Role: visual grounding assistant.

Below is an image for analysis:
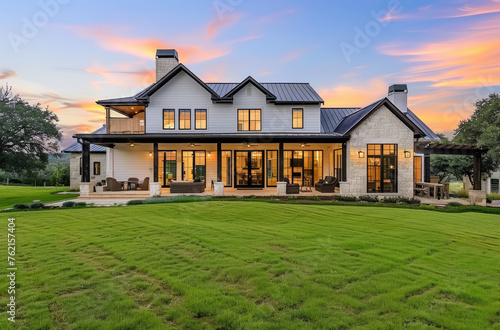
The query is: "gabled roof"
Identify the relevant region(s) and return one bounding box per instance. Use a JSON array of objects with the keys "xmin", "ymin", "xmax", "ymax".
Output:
[
  {"xmin": 320, "ymin": 107, "xmax": 360, "ymax": 133},
  {"xmin": 62, "ymin": 126, "xmax": 107, "ymax": 153},
  {"xmin": 331, "ymin": 98, "xmax": 425, "ymax": 137},
  {"xmin": 136, "ymin": 64, "xmax": 220, "ymax": 102},
  {"xmin": 216, "ymin": 76, "xmax": 276, "ymax": 102},
  {"xmin": 406, "ymin": 109, "xmax": 440, "ymax": 140}
]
